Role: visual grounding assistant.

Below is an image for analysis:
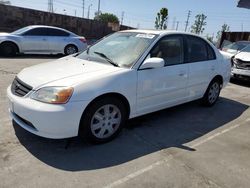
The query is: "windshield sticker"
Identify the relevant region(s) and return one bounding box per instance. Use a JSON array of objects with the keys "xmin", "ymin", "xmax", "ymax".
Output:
[{"xmin": 136, "ymin": 34, "xmax": 155, "ymax": 39}]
